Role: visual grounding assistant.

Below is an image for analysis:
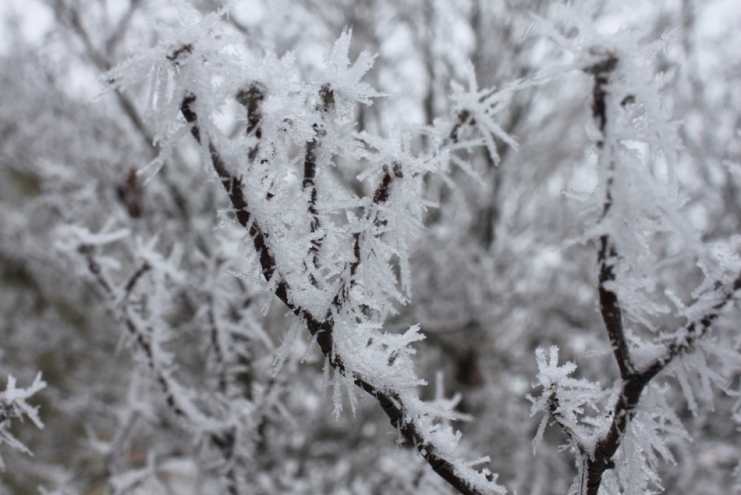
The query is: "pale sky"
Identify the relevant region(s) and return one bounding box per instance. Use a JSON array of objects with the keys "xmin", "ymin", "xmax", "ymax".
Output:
[{"xmin": 0, "ymin": 0, "xmax": 54, "ymax": 52}]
